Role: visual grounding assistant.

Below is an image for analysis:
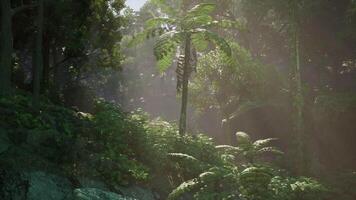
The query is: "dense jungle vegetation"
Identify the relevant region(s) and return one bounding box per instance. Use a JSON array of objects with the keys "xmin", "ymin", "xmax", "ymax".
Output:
[{"xmin": 0, "ymin": 0, "xmax": 355, "ymax": 199}]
